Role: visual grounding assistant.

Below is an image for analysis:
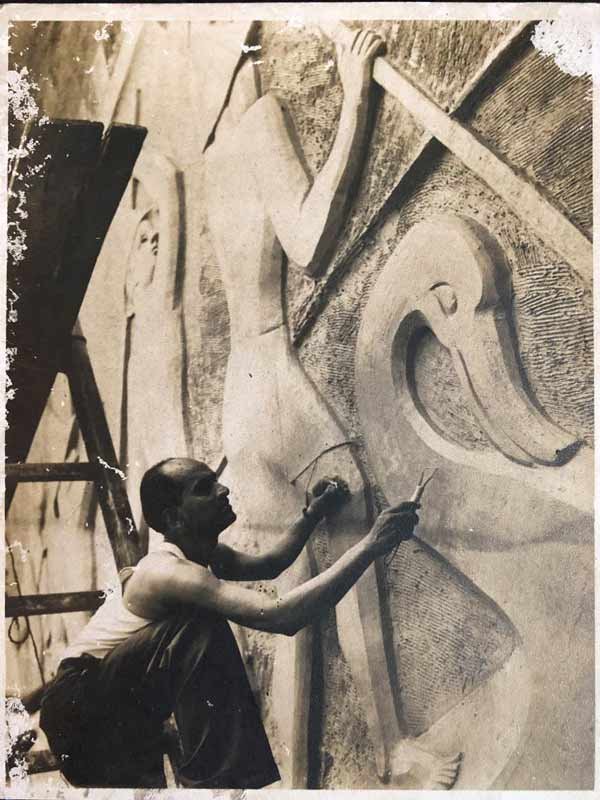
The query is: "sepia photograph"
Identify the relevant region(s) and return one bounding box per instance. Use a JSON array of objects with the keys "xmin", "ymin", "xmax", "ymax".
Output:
[{"xmin": 4, "ymin": 2, "xmax": 596, "ymax": 795}]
